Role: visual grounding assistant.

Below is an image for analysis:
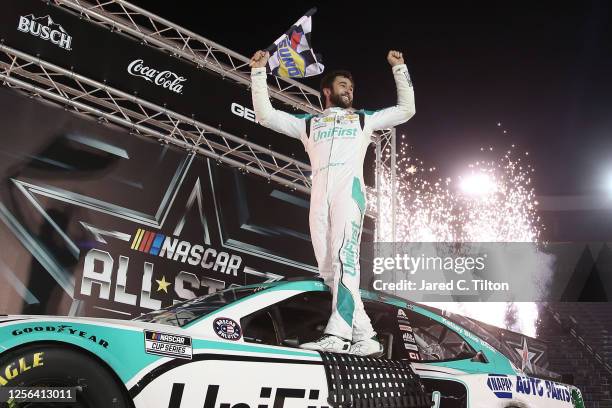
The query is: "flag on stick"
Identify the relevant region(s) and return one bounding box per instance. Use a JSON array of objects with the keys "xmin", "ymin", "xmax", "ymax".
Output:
[{"xmin": 265, "ymin": 8, "xmax": 324, "ymax": 78}]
